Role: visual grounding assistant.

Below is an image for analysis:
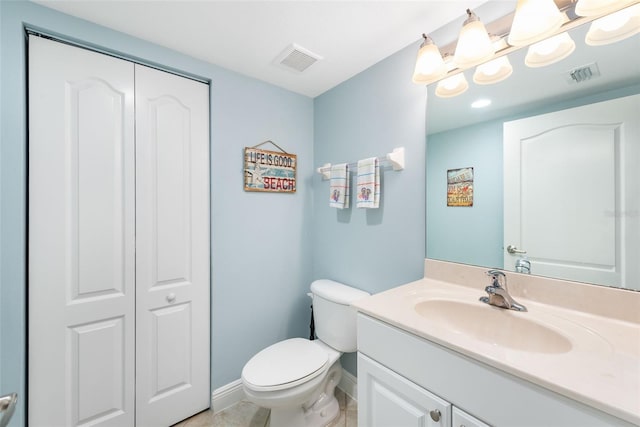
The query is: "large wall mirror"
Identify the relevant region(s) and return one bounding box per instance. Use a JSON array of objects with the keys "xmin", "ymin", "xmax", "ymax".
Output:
[{"xmin": 425, "ymin": 5, "xmax": 640, "ymax": 291}]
